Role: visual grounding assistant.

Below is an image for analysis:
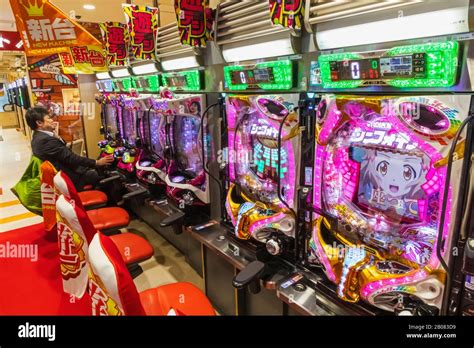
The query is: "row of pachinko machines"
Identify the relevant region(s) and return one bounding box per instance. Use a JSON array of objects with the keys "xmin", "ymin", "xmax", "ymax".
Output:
[{"xmin": 94, "ymin": 39, "xmax": 474, "ymax": 316}]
